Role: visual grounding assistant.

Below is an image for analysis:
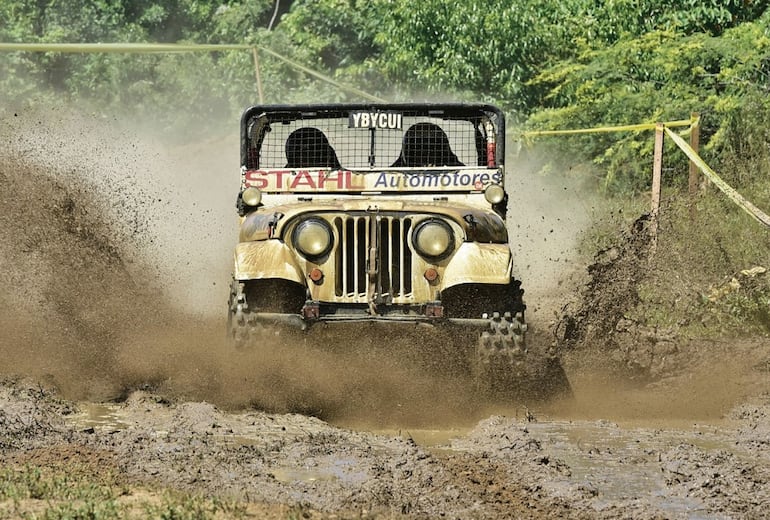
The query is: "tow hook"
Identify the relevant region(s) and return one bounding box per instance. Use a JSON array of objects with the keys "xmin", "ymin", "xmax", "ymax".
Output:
[
  {"xmin": 301, "ymin": 300, "xmax": 320, "ymax": 320},
  {"xmin": 425, "ymin": 301, "xmax": 444, "ymax": 318}
]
